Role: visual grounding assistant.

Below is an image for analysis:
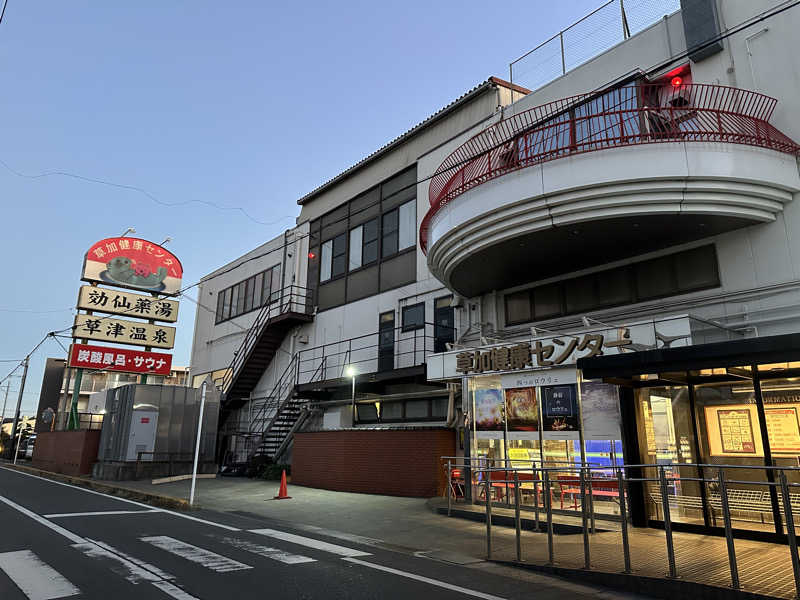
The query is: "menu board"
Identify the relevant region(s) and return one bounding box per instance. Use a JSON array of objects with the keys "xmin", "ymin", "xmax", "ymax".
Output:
[
  {"xmin": 765, "ymin": 406, "xmax": 800, "ymax": 454},
  {"xmin": 504, "ymin": 387, "xmax": 538, "ymax": 431},
  {"xmin": 581, "ymin": 381, "xmax": 621, "ymax": 440},
  {"xmin": 717, "ymin": 409, "xmax": 757, "ymax": 454}
]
